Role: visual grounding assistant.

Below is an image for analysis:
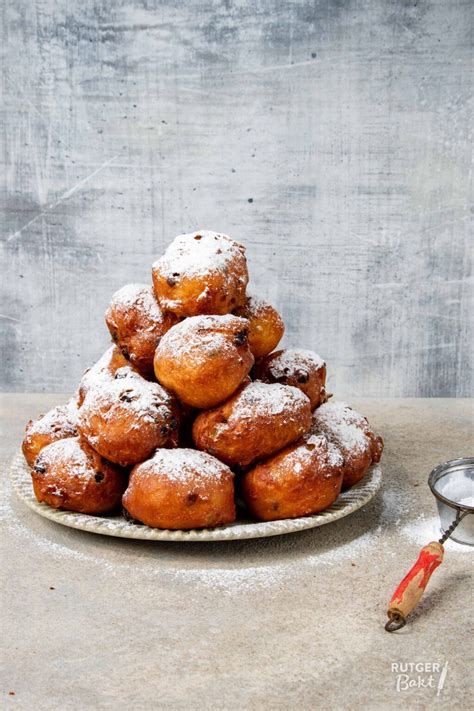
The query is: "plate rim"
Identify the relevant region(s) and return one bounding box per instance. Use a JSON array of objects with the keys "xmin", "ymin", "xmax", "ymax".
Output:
[{"xmin": 10, "ymin": 451, "xmax": 382, "ymax": 542}]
